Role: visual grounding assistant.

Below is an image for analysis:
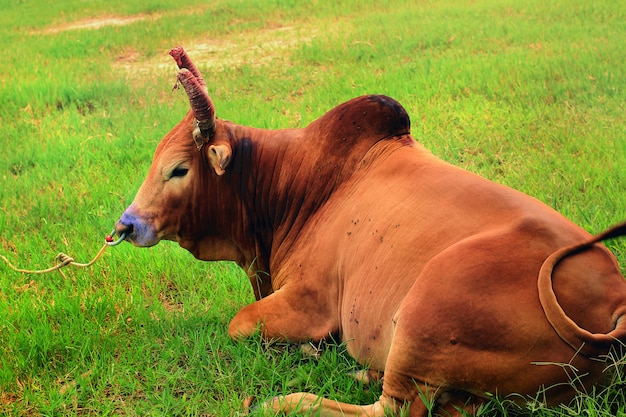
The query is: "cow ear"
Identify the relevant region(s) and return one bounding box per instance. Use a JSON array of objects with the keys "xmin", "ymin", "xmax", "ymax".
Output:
[{"xmin": 208, "ymin": 144, "xmax": 232, "ymax": 176}]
